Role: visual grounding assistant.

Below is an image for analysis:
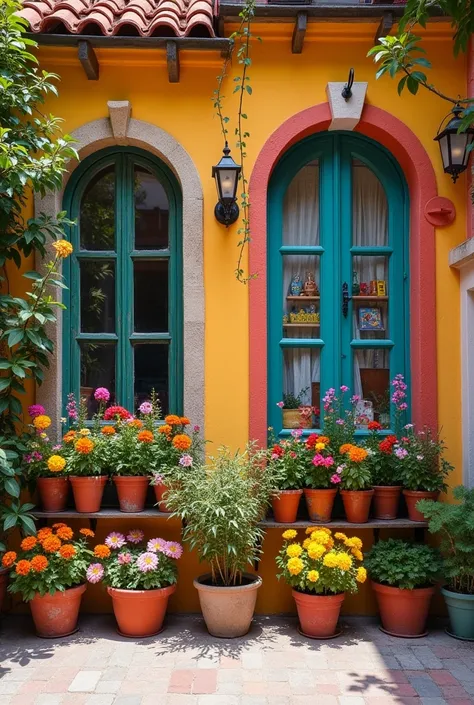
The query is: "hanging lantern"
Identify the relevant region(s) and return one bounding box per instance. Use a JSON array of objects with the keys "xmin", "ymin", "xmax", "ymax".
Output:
[
  {"xmin": 212, "ymin": 143, "xmax": 241, "ymax": 226},
  {"xmin": 434, "ymin": 105, "xmax": 474, "ymax": 183}
]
